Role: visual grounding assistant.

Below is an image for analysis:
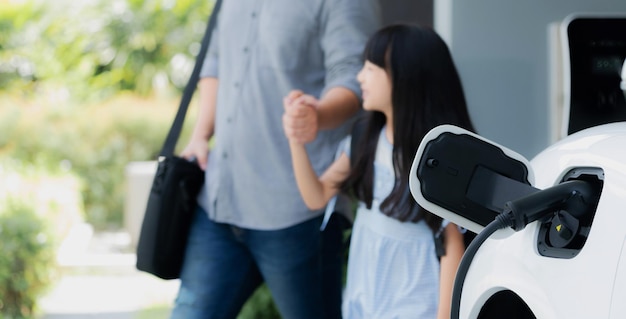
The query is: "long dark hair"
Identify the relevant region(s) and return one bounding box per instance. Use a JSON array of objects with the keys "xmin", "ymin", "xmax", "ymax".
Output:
[{"xmin": 342, "ymin": 24, "xmax": 475, "ymax": 231}]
